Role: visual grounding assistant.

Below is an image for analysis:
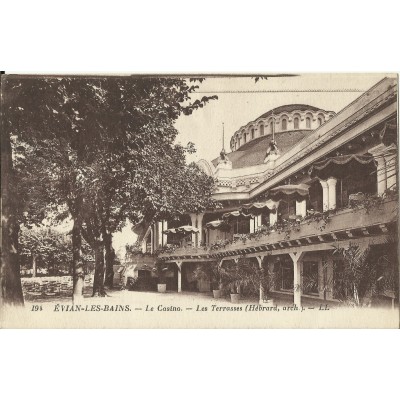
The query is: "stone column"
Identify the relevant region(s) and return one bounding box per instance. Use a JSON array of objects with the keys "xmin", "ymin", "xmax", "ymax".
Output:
[
  {"xmin": 176, "ymin": 262, "xmax": 182, "ymax": 293},
  {"xmin": 249, "ymin": 218, "xmax": 255, "ymax": 233},
  {"xmin": 369, "ymin": 143, "xmax": 387, "ymax": 195},
  {"xmin": 189, "ymin": 213, "xmax": 197, "ymax": 246},
  {"xmin": 289, "ymin": 252, "xmax": 304, "ymax": 307},
  {"xmin": 384, "ymin": 145, "xmax": 397, "ymax": 192},
  {"xmin": 269, "ymin": 210, "xmax": 278, "ymax": 226},
  {"xmin": 295, "ymin": 199, "xmax": 307, "ymax": 217},
  {"xmin": 162, "ymin": 220, "xmax": 168, "ymax": 247},
  {"xmin": 197, "ymin": 213, "xmax": 204, "ymax": 246},
  {"xmin": 255, "ymin": 256, "xmax": 265, "ymax": 304},
  {"xmin": 150, "ymin": 225, "xmax": 154, "ymax": 254},
  {"xmin": 327, "ymin": 177, "xmax": 337, "ymax": 210},
  {"xmin": 319, "ymin": 180, "xmax": 329, "ymax": 211},
  {"xmin": 157, "ymin": 221, "xmax": 163, "ymax": 247}
]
